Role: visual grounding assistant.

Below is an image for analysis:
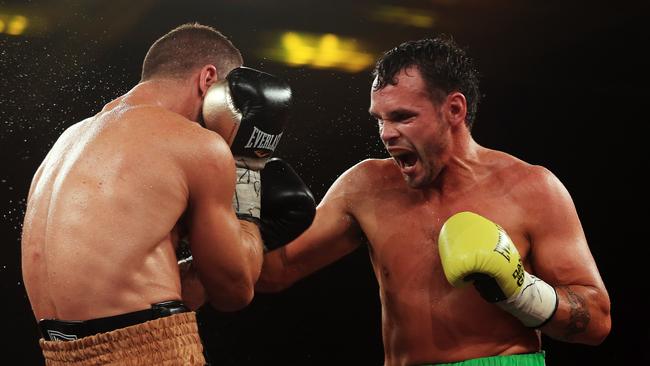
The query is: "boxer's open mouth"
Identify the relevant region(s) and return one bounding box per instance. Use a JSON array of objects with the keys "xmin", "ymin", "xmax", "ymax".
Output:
[{"xmin": 393, "ymin": 151, "xmax": 418, "ymax": 169}]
